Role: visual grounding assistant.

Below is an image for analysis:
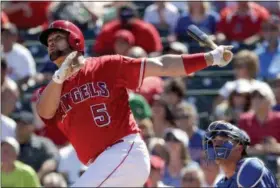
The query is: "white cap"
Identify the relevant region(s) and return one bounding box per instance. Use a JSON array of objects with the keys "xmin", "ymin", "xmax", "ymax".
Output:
[
  {"xmin": 164, "ymin": 128, "xmax": 189, "ymax": 146},
  {"xmin": 1, "ymin": 137, "xmax": 20, "ymax": 155},
  {"xmin": 232, "ymin": 79, "xmax": 252, "ymax": 94},
  {"xmin": 252, "ymin": 82, "xmax": 276, "ymax": 106},
  {"xmin": 148, "ymin": 137, "xmax": 165, "ymax": 151},
  {"xmin": 170, "ymin": 42, "xmax": 188, "ymax": 54}
]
